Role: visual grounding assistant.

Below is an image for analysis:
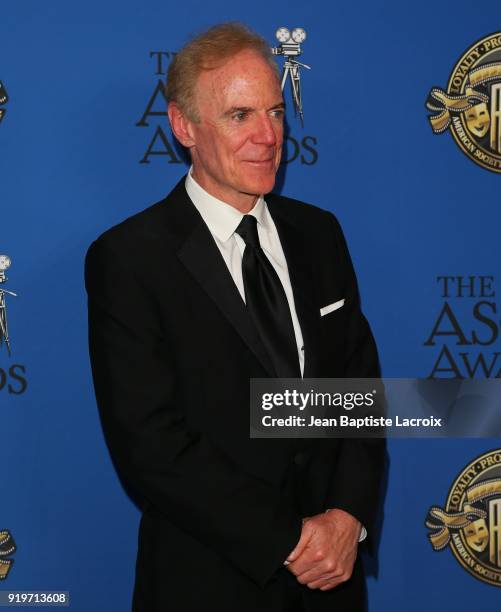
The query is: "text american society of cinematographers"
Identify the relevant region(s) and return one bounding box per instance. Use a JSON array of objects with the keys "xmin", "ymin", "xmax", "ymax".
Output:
[{"xmin": 259, "ymin": 390, "xmax": 443, "ymax": 429}]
